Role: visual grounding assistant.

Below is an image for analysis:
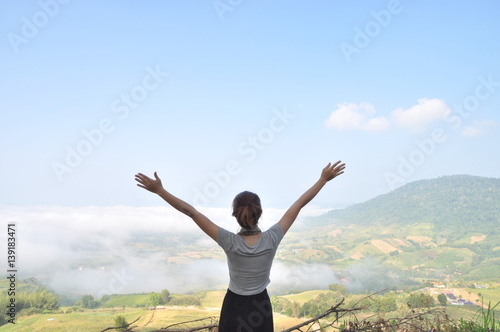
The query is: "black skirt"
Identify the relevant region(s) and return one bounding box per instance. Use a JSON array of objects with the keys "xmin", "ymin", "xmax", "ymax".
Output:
[{"xmin": 218, "ymin": 288, "xmax": 274, "ymax": 332}]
